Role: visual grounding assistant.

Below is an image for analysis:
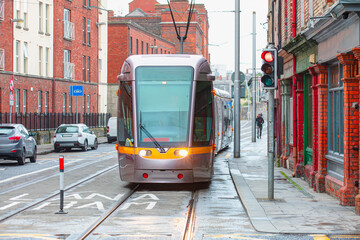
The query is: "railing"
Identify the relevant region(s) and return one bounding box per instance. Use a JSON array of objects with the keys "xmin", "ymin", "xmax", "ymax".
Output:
[
  {"xmin": 0, "ymin": 49, "xmax": 4, "ymax": 71},
  {"xmin": 0, "ymin": 112, "xmax": 111, "ymax": 131},
  {"xmin": 0, "ymin": 0, "xmax": 4, "ymax": 22},
  {"xmin": 64, "ymin": 61, "xmax": 75, "ymax": 80},
  {"xmin": 64, "ymin": 20, "xmax": 75, "ymax": 40}
]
